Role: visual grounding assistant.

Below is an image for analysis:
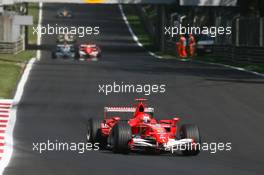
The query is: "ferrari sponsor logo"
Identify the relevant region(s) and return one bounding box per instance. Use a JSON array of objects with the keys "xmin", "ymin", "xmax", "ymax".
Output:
[{"xmin": 83, "ymin": 0, "xmax": 106, "ymax": 3}]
